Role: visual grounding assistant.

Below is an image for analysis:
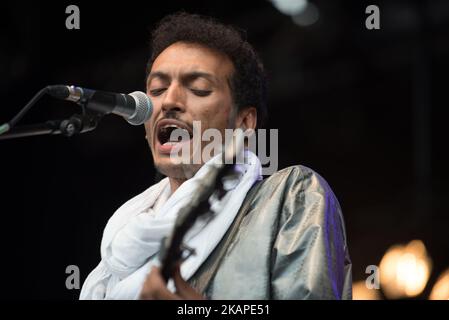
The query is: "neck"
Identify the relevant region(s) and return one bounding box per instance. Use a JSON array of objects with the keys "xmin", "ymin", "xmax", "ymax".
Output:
[{"xmin": 168, "ymin": 177, "xmax": 187, "ymax": 193}]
